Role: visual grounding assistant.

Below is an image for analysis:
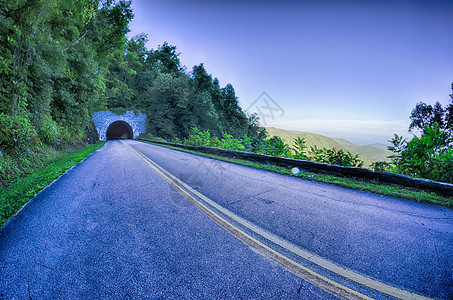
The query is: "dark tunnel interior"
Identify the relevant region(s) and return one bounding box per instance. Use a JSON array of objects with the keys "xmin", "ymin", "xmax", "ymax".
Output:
[{"xmin": 106, "ymin": 121, "xmax": 133, "ymax": 140}]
